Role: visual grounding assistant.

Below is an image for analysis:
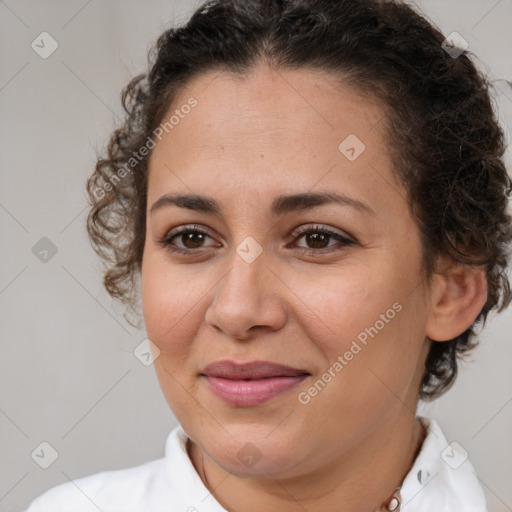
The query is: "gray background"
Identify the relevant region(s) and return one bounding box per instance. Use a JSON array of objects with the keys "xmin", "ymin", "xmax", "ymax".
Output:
[{"xmin": 0, "ymin": 1, "xmax": 511, "ymax": 511}]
